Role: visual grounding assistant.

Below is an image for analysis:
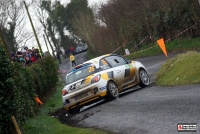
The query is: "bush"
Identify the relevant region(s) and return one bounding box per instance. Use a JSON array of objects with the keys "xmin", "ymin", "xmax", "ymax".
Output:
[
  {"xmin": 0, "ymin": 43, "xmax": 58, "ymax": 133},
  {"xmin": 12, "ymin": 62, "xmax": 36, "ymax": 127},
  {"xmin": 29, "ymin": 56, "xmax": 58, "ymax": 99},
  {"xmin": 0, "ymin": 44, "xmax": 16, "ymax": 133}
]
